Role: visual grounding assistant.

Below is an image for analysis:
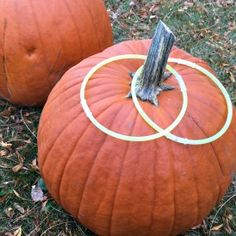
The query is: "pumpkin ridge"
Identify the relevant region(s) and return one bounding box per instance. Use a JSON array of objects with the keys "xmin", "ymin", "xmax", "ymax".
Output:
[
  {"xmin": 57, "ymin": 103, "xmax": 124, "ymax": 206},
  {"xmin": 151, "ymin": 126, "xmax": 176, "ymax": 235},
  {"xmin": 227, "ymin": 112, "xmax": 236, "ymax": 139},
  {"xmin": 108, "ymin": 142, "xmax": 130, "ymax": 236},
  {"xmin": 52, "ymin": 28, "xmax": 65, "ymax": 59},
  {"xmin": 169, "ymin": 76, "xmax": 220, "ymax": 90},
  {"xmin": 76, "ymin": 102, "xmax": 127, "ymax": 222},
  {"xmin": 167, "ymin": 84, "xmax": 225, "ymax": 109},
  {"xmin": 62, "ymin": 102, "xmax": 127, "ymax": 219},
  {"xmin": 185, "ymin": 96, "xmax": 236, "ymax": 145},
  {"xmin": 82, "ymin": 0, "xmax": 102, "ymax": 52},
  {"xmin": 86, "ymin": 91, "xmax": 127, "ymax": 106},
  {"xmin": 40, "ymin": 109, "xmax": 80, "ymax": 170},
  {"xmin": 226, "ymin": 112, "xmax": 236, "ymax": 139},
  {"xmin": 29, "ymin": 1, "xmax": 50, "ymax": 71},
  {"xmin": 186, "ymin": 115, "xmax": 222, "ymax": 202},
  {"xmin": 107, "ymin": 107, "xmax": 139, "ymax": 235},
  {"xmin": 176, "ymin": 141, "xmax": 200, "ymax": 226},
  {"xmin": 146, "ymin": 140, "xmax": 159, "ymax": 235},
  {"xmin": 92, "ymin": 72, "xmax": 132, "ymax": 85},
  {"xmin": 181, "ymin": 145, "xmax": 200, "ymax": 229},
  {"xmin": 168, "ymin": 140, "xmax": 176, "ymax": 236},
  {"xmin": 46, "ymin": 49, "xmax": 63, "ymax": 87},
  {"xmin": 166, "ymin": 100, "xmax": 227, "ymax": 178},
  {"xmin": 172, "ymin": 146, "xmax": 198, "ymax": 234},
  {"xmin": 86, "ymin": 82, "xmax": 128, "ymax": 96},
  {"xmin": 180, "ymin": 72, "xmax": 218, "ymax": 86},
  {"xmin": 168, "ymin": 62, "xmax": 213, "ymax": 83},
  {"xmin": 45, "ymin": 77, "xmax": 84, "ymax": 105},
  {"xmin": 112, "ymin": 61, "xmax": 139, "ymax": 75},
  {"xmin": 40, "ymin": 99, "xmax": 125, "ymax": 170},
  {"xmin": 170, "ymin": 97, "xmax": 232, "ymax": 178},
  {"xmin": 161, "ymin": 104, "xmax": 218, "ymax": 234},
  {"xmin": 186, "ymin": 146, "xmax": 201, "ymax": 225},
  {"xmin": 84, "ymin": 106, "xmax": 138, "ymax": 232},
  {"xmin": 54, "ymin": 132, "xmax": 83, "ymax": 204},
  {"xmin": 156, "ymin": 103, "xmax": 184, "ymax": 234},
  {"xmin": 179, "ymin": 71, "xmax": 214, "ymax": 79},
  {"xmin": 57, "ymin": 122, "xmax": 94, "ymax": 204},
  {"xmin": 171, "ymin": 62, "xmax": 209, "ymax": 75},
  {"xmin": 49, "ymin": 2, "xmax": 67, "ymax": 63},
  {"xmin": 1, "ymin": 17, "xmax": 11, "ymax": 99},
  {"xmin": 183, "ymin": 82, "xmax": 225, "ymax": 97},
  {"xmin": 38, "ymin": 93, "xmax": 124, "ymax": 139},
  {"xmin": 62, "ymin": 0, "xmax": 83, "ymax": 60},
  {"xmin": 188, "ymin": 110, "xmax": 229, "ymax": 178},
  {"xmin": 41, "ymin": 92, "xmax": 126, "ymax": 136},
  {"xmin": 181, "ymin": 80, "xmax": 224, "ymax": 95},
  {"xmin": 165, "ymin": 107, "xmax": 224, "ymax": 204},
  {"xmin": 186, "ymin": 94, "xmax": 225, "ymax": 116},
  {"xmin": 42, "ymin": 100, "xmax": 125, "ymax": 211},
  {"xmin": 46, "ymin": 69, "xmax": 129, "ymax": 107},
  {"xmin": 82, "ymin": 59, "xmax": 140, "ymax": 84}
]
